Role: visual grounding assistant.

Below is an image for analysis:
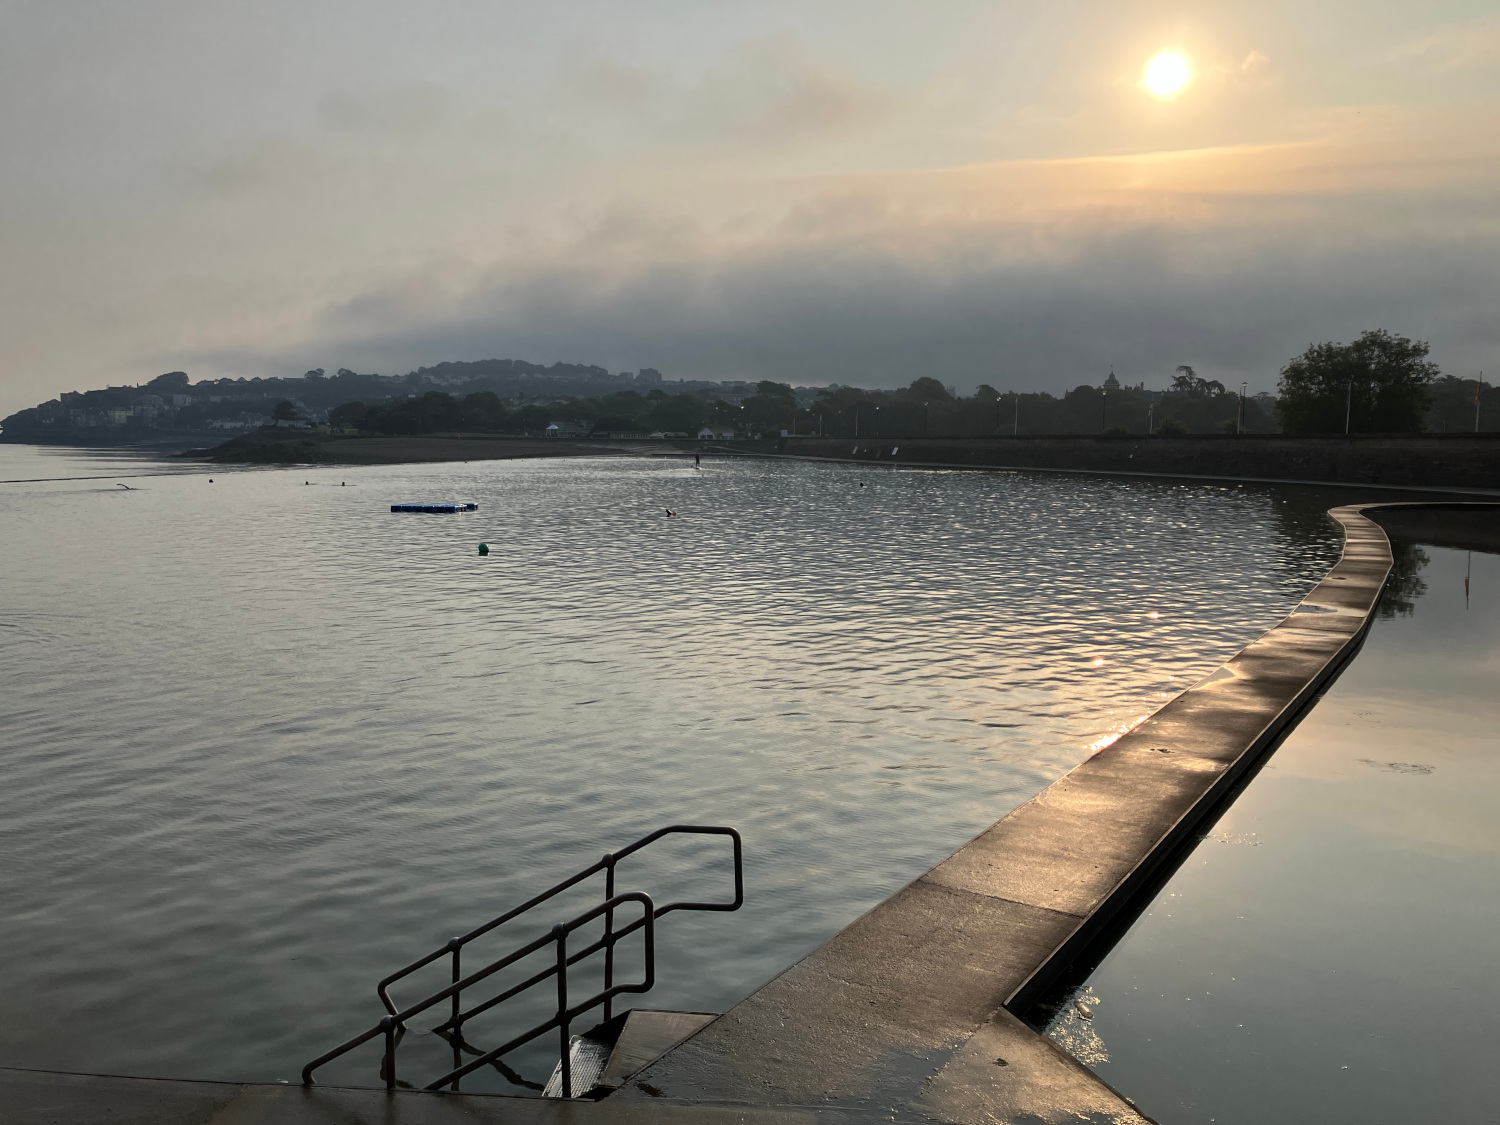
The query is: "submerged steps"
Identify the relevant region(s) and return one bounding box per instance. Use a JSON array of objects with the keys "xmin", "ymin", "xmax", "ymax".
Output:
[{"xmin": 543, "ymin": 1010, "xmax": 716, "ymax": 1099}]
